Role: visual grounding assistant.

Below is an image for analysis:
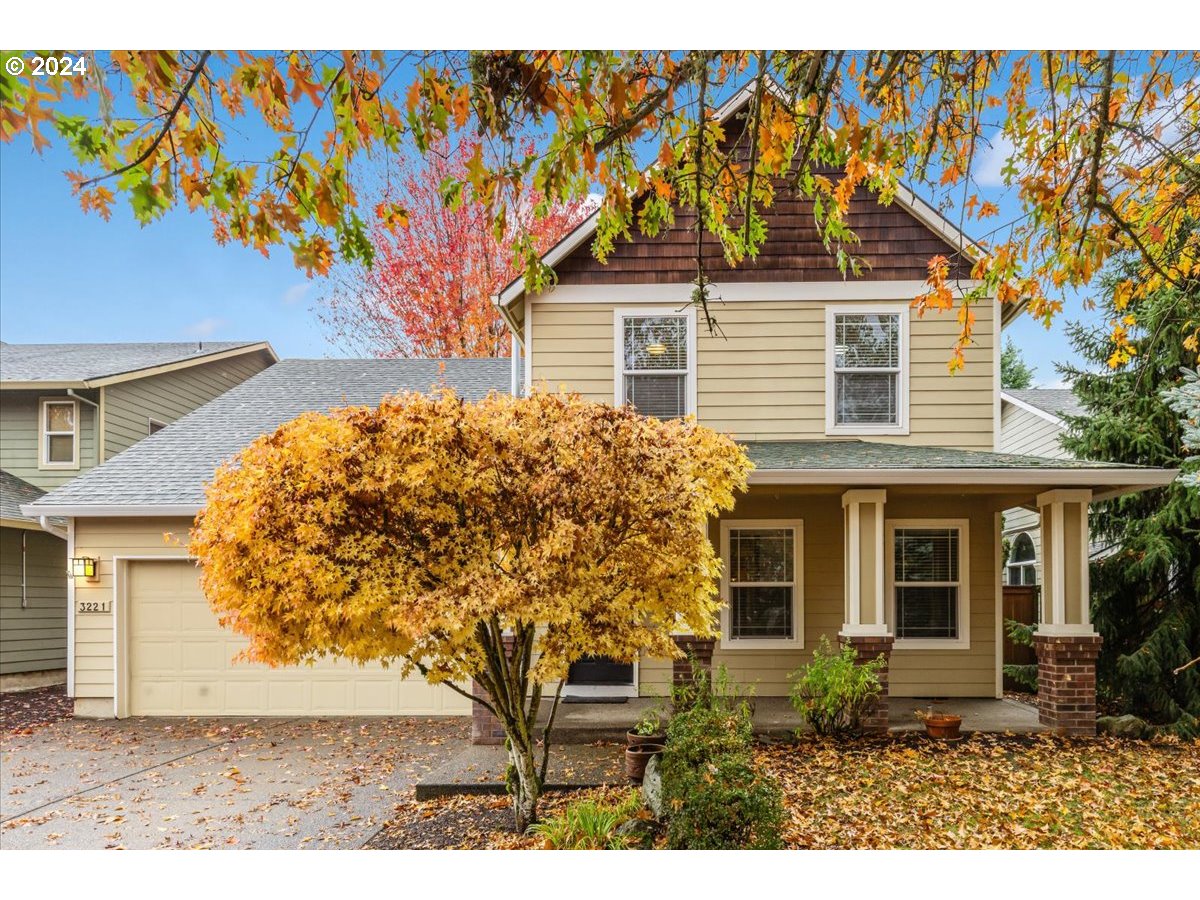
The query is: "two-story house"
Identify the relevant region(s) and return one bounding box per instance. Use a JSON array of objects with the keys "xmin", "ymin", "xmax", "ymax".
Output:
[
  {"xmin": 0, "ymin": 341, "xmax": 275, "ymax": 687},
  {"xmin": 21, "ymin": 90, "xmax": 1175, "ymax": 735}
]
